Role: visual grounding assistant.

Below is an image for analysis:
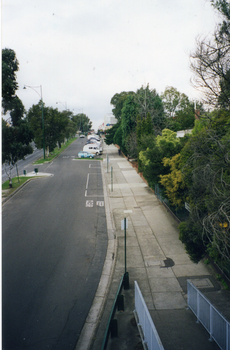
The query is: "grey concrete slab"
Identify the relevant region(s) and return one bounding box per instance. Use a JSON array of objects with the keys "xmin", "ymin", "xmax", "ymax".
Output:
[
  {"xmin": 117, "ymin": 236, "xmax": 139, "ymax": 247},
  {"xmin": 152, "ymin": 292, "xmax": 187, "ymax": 309},
  {"xmin": 168, "ymin": 253, "xmax": 193, "ymax": 265},
  {"xmin": 172, "ymin": 262, "xmax": 211, "ymax": 277},
  {"xmin": 149, "ymin": 277, "xmax": 183, "ymax": 293},
  {"xmin": 141, "ymin": 246, "xmax": 165, "ymax": 260},
  {"xmin": 134, "ymin": 226, "xmax": 154, "ymax": 236},
  {"xmin": 123, "ymin": 196, "xmax": 137, "ymax": 208},
  {"xmin": 117, "ymin": 162, "xmax": 133, "ymax": 169},
  {"xmin": 157, "ymin": 241, "xmax": 186, "ymax": 256},
  {"xmin": 146, "ymin": 266, "xmax": 175, "ymax": 278}
]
